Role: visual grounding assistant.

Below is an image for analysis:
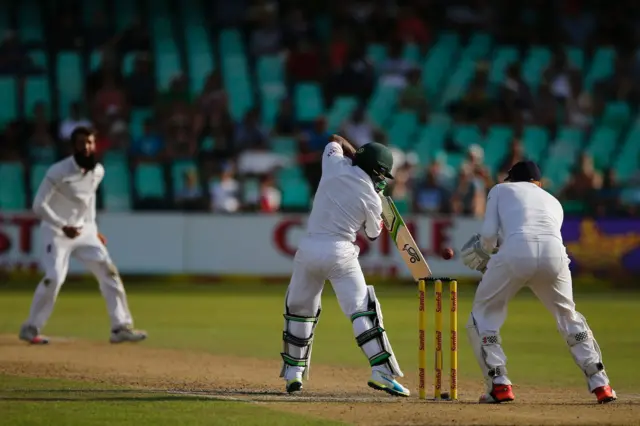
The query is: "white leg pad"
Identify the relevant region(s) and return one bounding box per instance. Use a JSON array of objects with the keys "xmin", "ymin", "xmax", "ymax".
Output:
[
  {"xmin": 280, "ymin": 291, "xmax": 321, "ymax": 380},
  {"xmin": 350, "ymin": 286, "xmax": 403, "ymax": 377},
  {"xmin": 559, "ymin": 312, "xmax": 609, "ymax": 391},
  {"xmin": 466, "ymin": 313, "xmax": 511, "ymax": 390}
]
